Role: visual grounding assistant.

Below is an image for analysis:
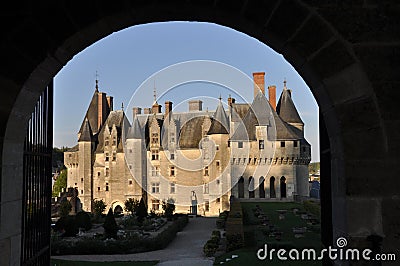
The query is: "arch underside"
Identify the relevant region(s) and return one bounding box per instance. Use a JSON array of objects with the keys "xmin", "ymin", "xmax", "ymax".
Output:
[{"xmin": 1, "ymin": 1, "xmax": 398, "ymax": 264}]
